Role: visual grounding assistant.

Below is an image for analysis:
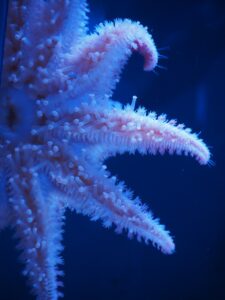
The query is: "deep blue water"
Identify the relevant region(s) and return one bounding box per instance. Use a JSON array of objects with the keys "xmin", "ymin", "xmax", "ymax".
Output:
[{"xmin": 0, "ymin": 0, "xmax": 225, "ymax": 299}]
